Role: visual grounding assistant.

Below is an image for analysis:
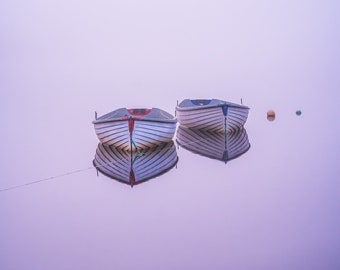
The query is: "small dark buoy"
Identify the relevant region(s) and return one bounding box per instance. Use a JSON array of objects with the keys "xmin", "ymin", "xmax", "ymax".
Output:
[
  {"xmin": 267, "ymin": 110, "xmax": 275, "ymax": 121},
  {"xmin": 296, "ymin": 110, "xmax": 302, "ymax": 116}
]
